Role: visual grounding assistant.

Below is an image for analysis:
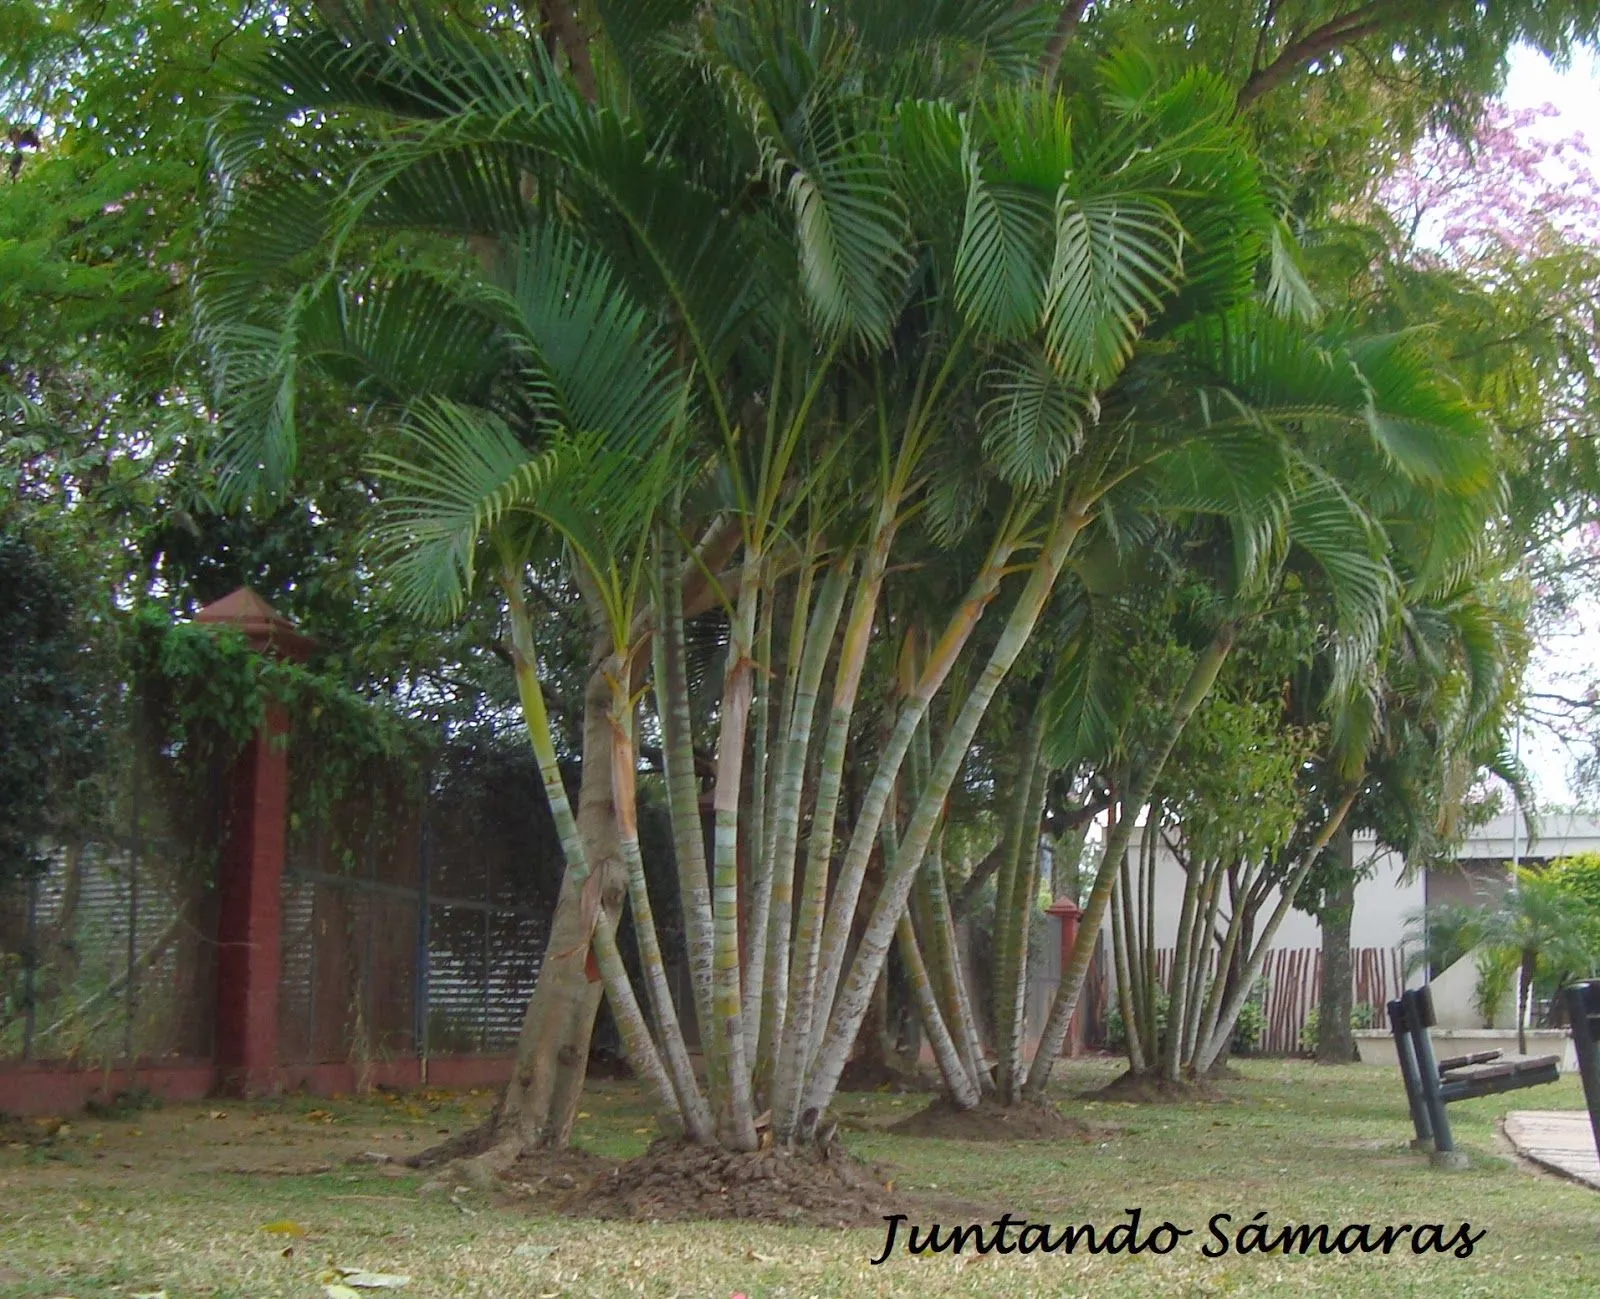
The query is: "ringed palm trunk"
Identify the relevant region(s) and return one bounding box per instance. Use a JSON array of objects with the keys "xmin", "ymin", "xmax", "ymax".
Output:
[
  {"xmin": 652, "ymin": 529, "xmax": 717, "ymax": 1063},
  {"xmin": 1181, "ymin": 861, "xmax": 1224, "ymax": 1063},
  {"xmin": 1191, "ymin": 860, "xmax": 1254, "ymax": 1073},
  {"xmin": 708, "ymin": 553, "xmax": 764, "ymax": 1150},
  {"xmin": 474, "ymin": 525, "xmax": 744, "ymax": 1156},
  {"xmin": 802, "ymin": 529, "xmax": 1022, "ymax": 1078},
  {"xmin": 1022, "ymin": 622, "xmax": 1237, "ymax": 1100},
  {"xmin": 882, "ymin": 798, "xmax": 982, "ymax": 1107},
  {"xmin": 608, "ymin": 675, "xmax": 716, "ymax": 1140},
  {"xmin": 994, "ymin": 703, "xmax": 1048, "ymax": 1100},
  {"xmin": 1518, "ymin": 948, "xmax": 1535, "ymax": 1056},
  {"xmin": 739, "ymin": 577, "xmax": 777, "ymax": 1055},
  {"xmin": 796, "ymin": 503, "xmax": 1089, "ymax": 1139},
  {"xmin": 756, "ymin": 559, "xmax": 849, "ymax": 1093},
  {"xmin": 902, "ymin": 629, "xmax": 990, "ymax": 1091},
  {"xmin": 771, "ymin": 510, "xmax": 898, "ymax": 1141}
]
